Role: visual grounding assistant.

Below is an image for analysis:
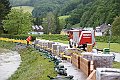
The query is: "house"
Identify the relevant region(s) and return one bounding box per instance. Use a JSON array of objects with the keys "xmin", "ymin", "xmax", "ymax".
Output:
[
  {"xmin": 95, "ymin": 24, "xmax": 111, "ymax": 36},
  {"xmin": 60, "ymin": 29, "xmax": 68, "ymax": 35},
  {"xmin": 28, "ymin": 25, "xmax": 44, "ymax": 35}
]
